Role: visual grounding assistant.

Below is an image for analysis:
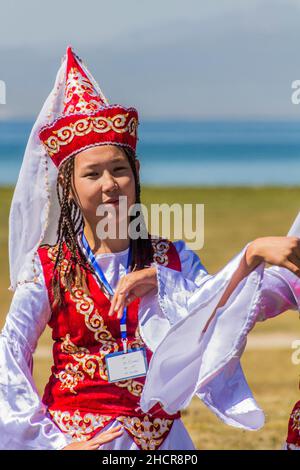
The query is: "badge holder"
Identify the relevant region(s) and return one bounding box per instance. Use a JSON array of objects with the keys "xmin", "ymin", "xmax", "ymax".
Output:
[{"xmin": 81, "ymin": 233, "xmax": 148, "ymax": 383}]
